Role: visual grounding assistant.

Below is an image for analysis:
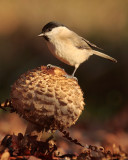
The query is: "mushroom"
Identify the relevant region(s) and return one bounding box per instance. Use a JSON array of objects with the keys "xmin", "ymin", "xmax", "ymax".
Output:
[{"xmin": 11, "ymin": 65, "xmax": 85, "ymax": 133}]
